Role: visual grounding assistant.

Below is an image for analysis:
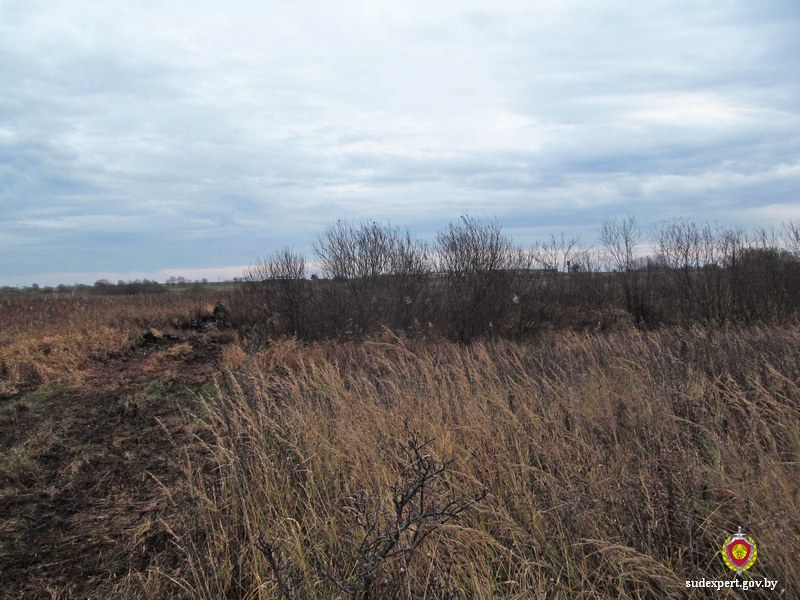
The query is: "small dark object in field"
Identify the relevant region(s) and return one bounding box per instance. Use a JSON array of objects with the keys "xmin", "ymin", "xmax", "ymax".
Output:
[{"xmin": 213, "ymin": 300, "xmax": 229, "ymax": 322}]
